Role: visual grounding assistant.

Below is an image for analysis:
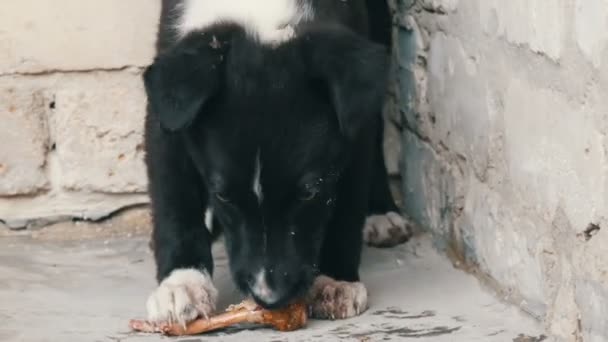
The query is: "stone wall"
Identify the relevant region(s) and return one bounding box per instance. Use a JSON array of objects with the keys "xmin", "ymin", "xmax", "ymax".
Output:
[
  {"xmin": 0, "ymin": 1, "xmax": 161, "ymax": 228},
  {"xmin": 395, "ymin": 0, "xmax": 608, "ymax": 341}
]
